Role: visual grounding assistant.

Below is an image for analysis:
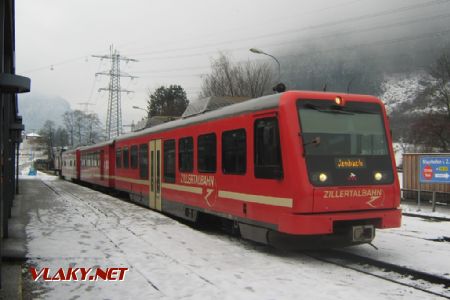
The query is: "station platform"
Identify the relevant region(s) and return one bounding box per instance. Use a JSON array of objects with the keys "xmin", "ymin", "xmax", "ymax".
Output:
[{"xmin": 1, "ymin": 177, "xmax": 48, "ymax": 299}]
